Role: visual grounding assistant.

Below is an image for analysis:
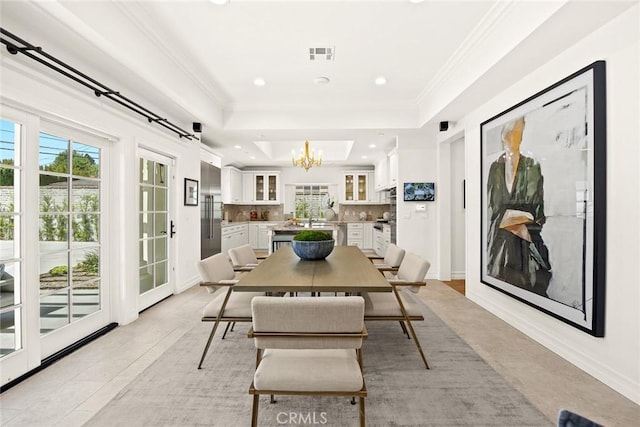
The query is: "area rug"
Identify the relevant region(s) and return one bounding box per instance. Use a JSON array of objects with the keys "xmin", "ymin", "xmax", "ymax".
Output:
[{"xmin": 87, "ymin": 296, "xmax": 553, "ymax": 426}]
